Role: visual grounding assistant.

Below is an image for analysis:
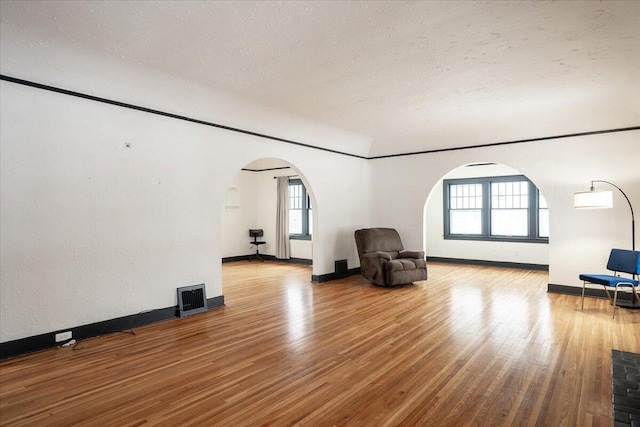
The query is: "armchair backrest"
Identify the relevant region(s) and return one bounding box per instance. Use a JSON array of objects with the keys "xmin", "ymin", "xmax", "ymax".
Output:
[
  {"xmin": 354, "ymin": 228, "xmax": 404, "ymax": 258},
  {"xmin": 606, "ymin": 249, "xmax": 640, "ymax": 275}
]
